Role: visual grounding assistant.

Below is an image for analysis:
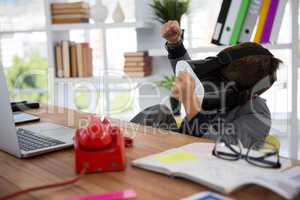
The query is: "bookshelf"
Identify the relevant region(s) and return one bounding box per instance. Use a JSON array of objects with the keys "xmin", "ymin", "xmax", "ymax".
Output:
[
  {"xmin": 0, "ymin": 0, "xmax": 153, "ymax": 117},
  {"xmin": 39, "ymin": 0, "xmax": 153, "ymax": 115}
]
